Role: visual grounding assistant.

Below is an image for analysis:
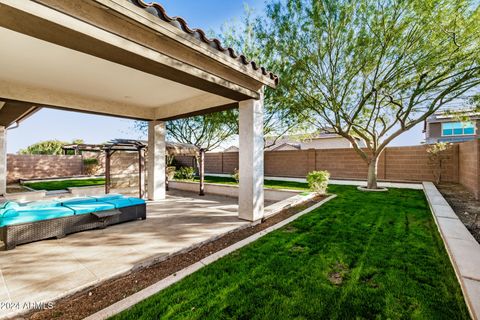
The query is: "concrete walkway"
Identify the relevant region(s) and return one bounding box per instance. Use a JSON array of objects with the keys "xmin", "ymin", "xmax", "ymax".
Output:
[{"xmin": 0, "ymin": 191, "xmax": 248, "ymax": 319}]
